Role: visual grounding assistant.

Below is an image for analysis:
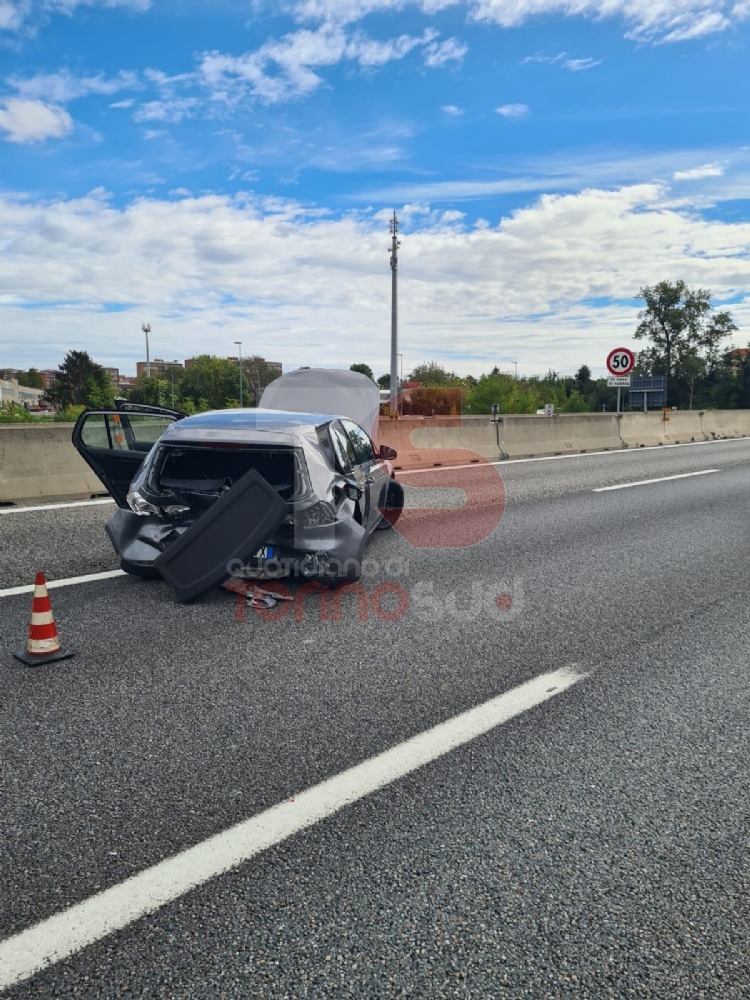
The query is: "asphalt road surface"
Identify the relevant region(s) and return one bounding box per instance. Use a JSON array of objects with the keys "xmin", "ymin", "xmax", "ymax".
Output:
[{"xmin": 1, "ymin": 438, "xmax": 749, "ymax": 998}]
